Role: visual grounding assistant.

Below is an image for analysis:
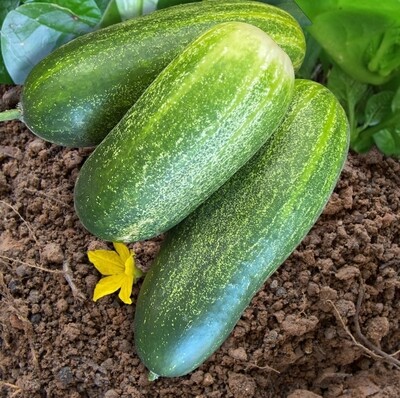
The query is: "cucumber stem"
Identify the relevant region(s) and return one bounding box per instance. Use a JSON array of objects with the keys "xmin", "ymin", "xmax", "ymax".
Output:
[
  {"xmin": 147, "ymin": 371, "xmax": 159, "ymax": 381},
  {"xmin": 0, "ymin": 108, "xmax": 22, "ymax": 122}
]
